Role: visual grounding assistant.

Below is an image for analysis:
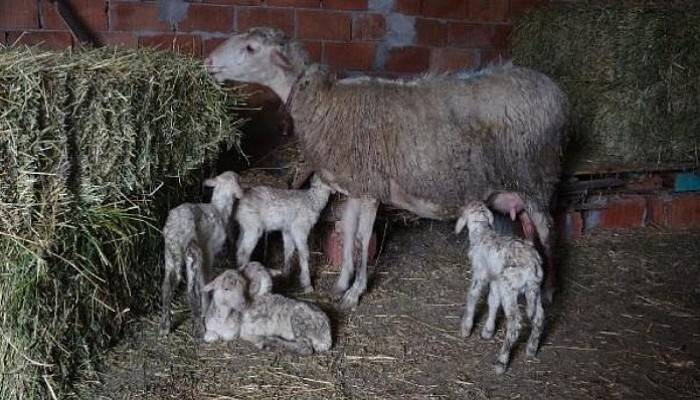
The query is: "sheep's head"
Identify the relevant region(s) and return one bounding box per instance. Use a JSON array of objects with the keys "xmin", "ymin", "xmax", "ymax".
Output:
[
  {"xmin": 204, "ymin": 171, "xmax": 244, "ymax": 199},
  {"xmin": 455, "ymin": 201, "xmax": 494, "ymax": 234},
  {"xmin": 204, "ymin": 270, "xmax": 248, "ymax": 311},
  {"xmin": 205, "ymin": 27, "xmax": 309, "ymax": 98}
]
